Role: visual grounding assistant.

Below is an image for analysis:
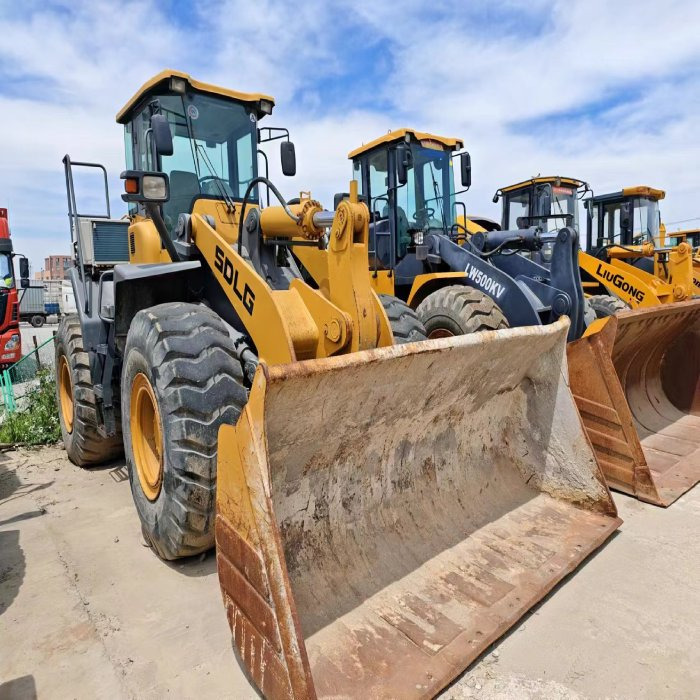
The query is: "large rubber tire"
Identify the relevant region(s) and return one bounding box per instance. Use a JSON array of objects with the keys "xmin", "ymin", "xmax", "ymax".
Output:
[
  {"xmin": 588, "ymin": 294, "xmax": 629, "ymax": 319},
  {"xmin": 583, "ymin": 297, "xmax": 597, "ymax": 327},
  {"xmin": 55, "ymin": 315, "xmax": 123, "ymax": 466},
  {"xmin": 378, "ymin": 294, "xmax": 427, "ymax": 344},
  {"xmin": 121, "ymin": 302, "xmax": 248, "ymax": 560},
  {"xmin": 31, "ymin": 315, "xmax": 45, "ymax": 328},
  {"xmin": 416, "ymin": 285, "xmax": 509, "ymax": 338}
]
